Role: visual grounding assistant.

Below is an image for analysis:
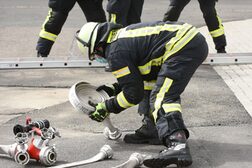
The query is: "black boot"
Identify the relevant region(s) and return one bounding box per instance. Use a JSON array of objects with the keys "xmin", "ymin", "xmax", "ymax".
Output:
[
  {"xmin": 37, "ymin": 51, "xmax": 48, "ymax": 57},
  {"xmin": 143, "ymin": 130, "xmax": 192, "ymax": 167},
  {"xmin": 123, "ymin": 117, "xmax": 162, "ymax": 145},
  {"xmin": 217, "ymin": 46, "xmax": 227, "ymax": 53}
]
